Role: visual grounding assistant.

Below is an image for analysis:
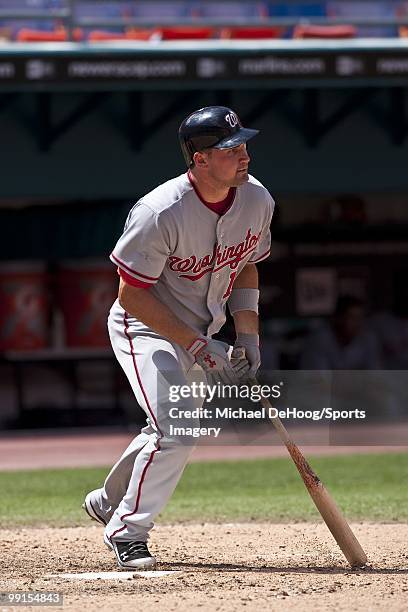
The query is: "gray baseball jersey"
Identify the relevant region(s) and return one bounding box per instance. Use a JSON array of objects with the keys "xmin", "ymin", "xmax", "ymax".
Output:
[
  {"xmin": 110, "ymin": 172, "xmax": 274, "ymax": 336},
  {"xmin": 87, "ymin": 171, "xmax": 274, "ymax": 544}
]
